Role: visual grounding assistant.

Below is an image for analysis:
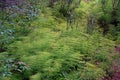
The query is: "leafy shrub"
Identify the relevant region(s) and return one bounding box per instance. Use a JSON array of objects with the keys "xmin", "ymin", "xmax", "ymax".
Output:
[
  {"xmin": 0, "ymin": 0, "xmax": 41, "ymax": 53},
  {"xmin": 1, "ymin": 58, "xmax": 29, "ymax": 77},
  {"xmin": 0, "ymin": 25, "xmax": 14, "ymax": 52}
]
